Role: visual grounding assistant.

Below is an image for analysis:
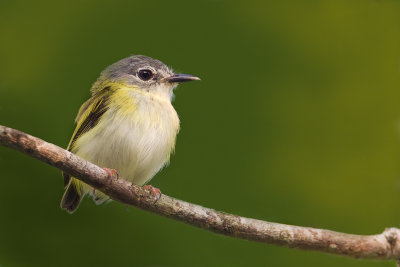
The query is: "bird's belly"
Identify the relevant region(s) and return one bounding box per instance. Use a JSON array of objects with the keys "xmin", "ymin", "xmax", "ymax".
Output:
[{"xmin": 75, "ymin": 105, "xmax": 179, "ymax": 186}]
